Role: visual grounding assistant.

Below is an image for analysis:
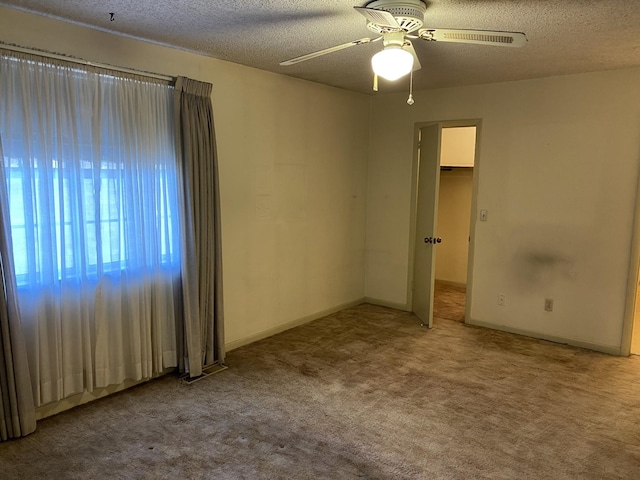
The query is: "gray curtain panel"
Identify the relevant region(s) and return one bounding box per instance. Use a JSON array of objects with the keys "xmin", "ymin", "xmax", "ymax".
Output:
[
  {"xmin": 0, "ymin": 136, "xmax": 37, "ymax": 441},
  {"xmin": 174, "ymin": 77, "xmax": 225, "ymax": 377}
]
